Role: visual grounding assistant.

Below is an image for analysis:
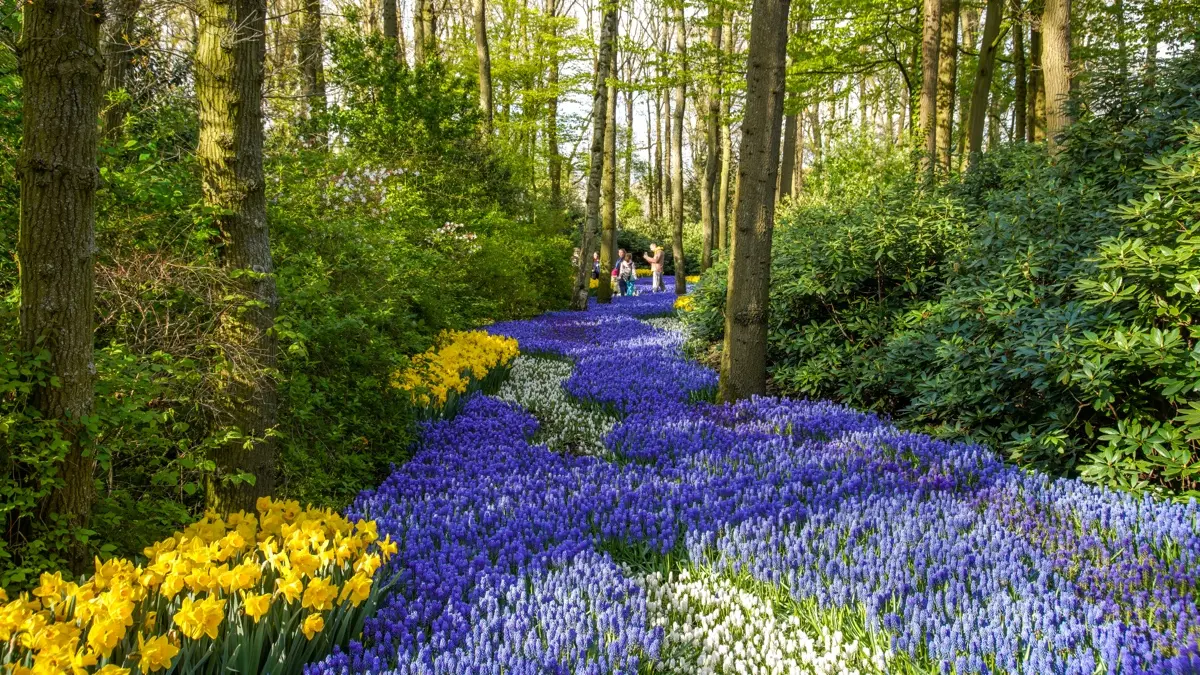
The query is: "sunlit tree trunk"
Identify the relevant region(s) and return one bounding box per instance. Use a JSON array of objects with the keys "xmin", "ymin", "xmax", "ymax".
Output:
[
  {"xmin": 719, "ymin": 0, "xmax": 790, "ymax": 403},
  {"xmin": 570, "ymin": 0, "xmax": 616, "ymax": 310},
  {"xmin": 1041, "ymin": 0, "xmax": 1070, "ymax": 151},
  {"xmin": 299, "ymin": 0, "xmax": 327, "ymax": 147},
  {"xmin": 599, "ymin": 47, "xmax": 618, "ymax": 304},
  {"xmin": 919, "ymin": 0, "xmax": 941, "ymax": 180},
  {"xmin": 955, "ymin": 6, "xmax": 978, "ymax": 167},
  {"xmin": 1013, "ymin": 3, "xmax": 1027, "ymax": 142},
  {"xmin": 384, "ymin": 0, "xmax": 398, "ymax": 40},
  {"xmin": 421, "ymin": 0, "xmax": 437, "ymax": 61},
  {"xmin": 18, "ymin": 0, "xmax": 104, "ymax": 572},
  {"xmin": 935, "ymin": 0, "xmax": 959, "ymax": 174},
  {"xmin": 414, "ymin": 0, "xmax": 426, "ymax": 62},
  {"xmin": 701, "ymin": 4, "xmax": 722, "ymax": 272},
  {"xmin": 545, "ymin": 0, "xmax": 561, "ymax": 212},
  {"xmin": 647, "ymin": 95, "xmax": 658, "ymax": 224},
  {"xmin": 1027, "ymin": 6, "xmax": 1045, "ymax": 142},
  {"xmin": 1145, "ymin": 0, "xmax": 1157, "ymax": 84},
  {"xmin": 102, "ymin": 0, "xmax": 141, "ymax": 141},
  {"xmin": 809, "ymin": 103, "xmax": 823, "ymax": 165},
  {"xmin": 967, "ymin": 0, "xmax": 1004, "ymax": 167},
  {"xmin": 779, "ymin": 110, "xmax": 796, "ymax": 201},
  {"xmin": 475, "ymin": 0, "xmax": 493, "ymax": 132},
  {"xmin": 671, "ymin": 0, "xmax": 687, "ymax": 295},
  {"xmin": 624, "ymin": 68, "xmax": 634, "ymax": 199},
  {"xmin": 197, "ymin": 0, "xmax": 279, "ymax": 512},
  {"xmin": 717, "ymin": 9, "xmax": 734, "ymax": 256}
]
